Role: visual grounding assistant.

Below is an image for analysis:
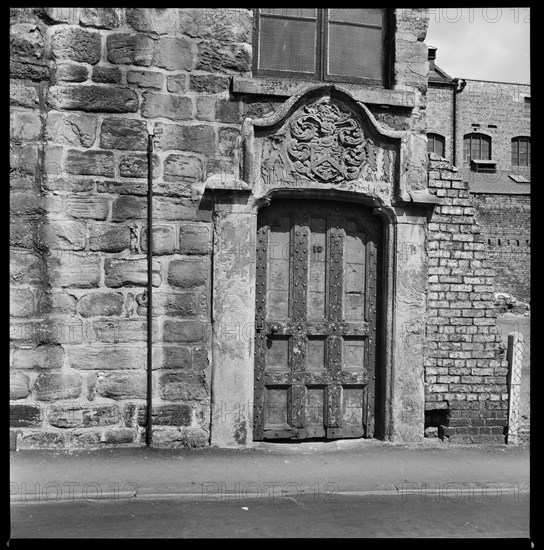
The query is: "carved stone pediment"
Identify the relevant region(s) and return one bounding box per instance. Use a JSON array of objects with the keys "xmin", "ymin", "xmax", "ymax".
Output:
[{"xmin": 261, "ymin": 97, "xmax": 396, "ymax": 187}]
